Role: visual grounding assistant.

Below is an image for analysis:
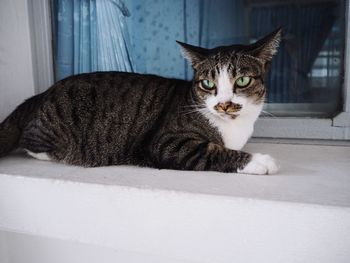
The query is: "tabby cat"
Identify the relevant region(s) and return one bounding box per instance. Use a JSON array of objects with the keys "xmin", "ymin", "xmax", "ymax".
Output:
[{"xmin": 0, "ymin": 29, "xmax": 281, "ymax": 175}]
